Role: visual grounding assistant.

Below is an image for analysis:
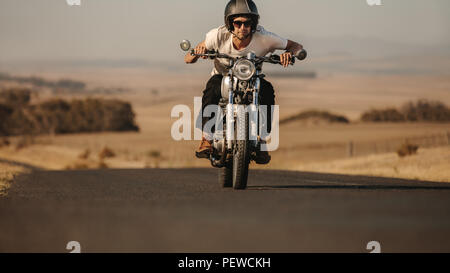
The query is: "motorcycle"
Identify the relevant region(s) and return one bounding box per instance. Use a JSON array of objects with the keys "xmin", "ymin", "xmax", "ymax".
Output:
[{"xmin": 180, "ymin": 40, "xmax": 307, "ymax": 189}]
